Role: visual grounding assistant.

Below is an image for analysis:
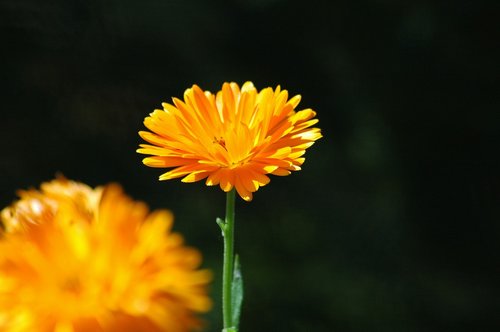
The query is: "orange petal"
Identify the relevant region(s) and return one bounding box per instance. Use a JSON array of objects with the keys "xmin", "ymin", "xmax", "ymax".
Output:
[
  {"xmin": 234, "ymin": 177, "xmax": 252, "ymax": 201},
  {"xmin": 218, "ymin": 168, "xmax": 234, "ymax": 192}
]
